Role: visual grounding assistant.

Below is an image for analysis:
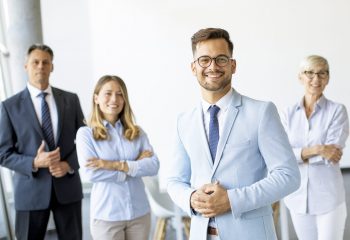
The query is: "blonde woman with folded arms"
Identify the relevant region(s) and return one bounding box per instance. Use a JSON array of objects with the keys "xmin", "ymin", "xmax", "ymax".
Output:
[
  {"xmin": 76, "ymin": 75, "xmax": 159, "ymax": 240},
  {"xmin": 281, "ymin": 55, "xmax": 348, "ymax": 240}
]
